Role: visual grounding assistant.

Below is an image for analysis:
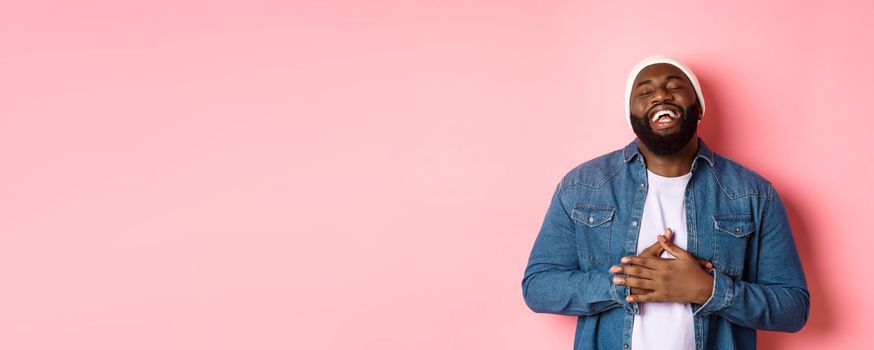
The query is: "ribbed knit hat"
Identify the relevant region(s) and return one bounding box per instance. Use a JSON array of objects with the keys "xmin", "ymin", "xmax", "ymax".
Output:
[{"xmin": 624, "ymin": 55, "xmax": 705, "ymax": 129}]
